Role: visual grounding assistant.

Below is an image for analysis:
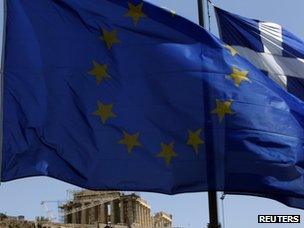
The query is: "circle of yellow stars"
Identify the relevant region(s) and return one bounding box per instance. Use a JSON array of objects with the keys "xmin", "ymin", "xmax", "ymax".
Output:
[{"xmin": 87, "ymin": 3, "xmax": 251, "ymax": 166}]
